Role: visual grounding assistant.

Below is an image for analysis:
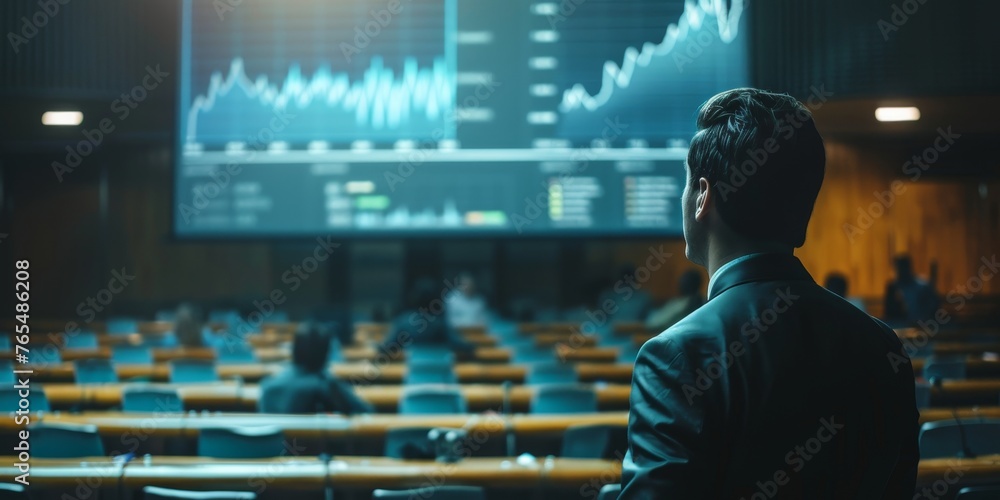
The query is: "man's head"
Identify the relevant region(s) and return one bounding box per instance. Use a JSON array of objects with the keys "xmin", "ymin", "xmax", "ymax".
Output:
[
  {"xmin": 683, "ymin": 88, "xmax": 826, "ymax": 266},
  {"xmin": 292, "ymin": 322, "xmax": 332, "ymax": 373},
  {"xmin": 456, "ymin": 272, "xmax": 477, "ymax": 297}
]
